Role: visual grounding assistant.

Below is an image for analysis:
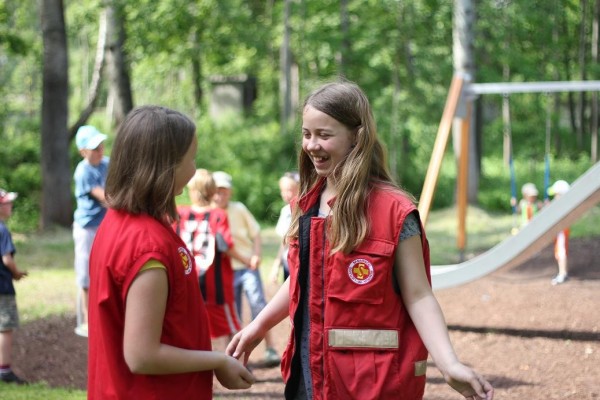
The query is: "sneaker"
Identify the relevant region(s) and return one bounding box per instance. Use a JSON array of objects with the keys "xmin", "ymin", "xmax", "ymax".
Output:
[
  {"xmin": 0, "ymin": 371, "xmax": 28, "ymax": 385},
  {"xmin": 263, "ymin": 347, "xmax": 280, "ymax": 367},
  {"xmin": 551, "ymin": 274, "xmax": 568, "ymax": 285},
  {"xmin": 75, "ymin": 323, "xmax": 88, "ymax": 337}
]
